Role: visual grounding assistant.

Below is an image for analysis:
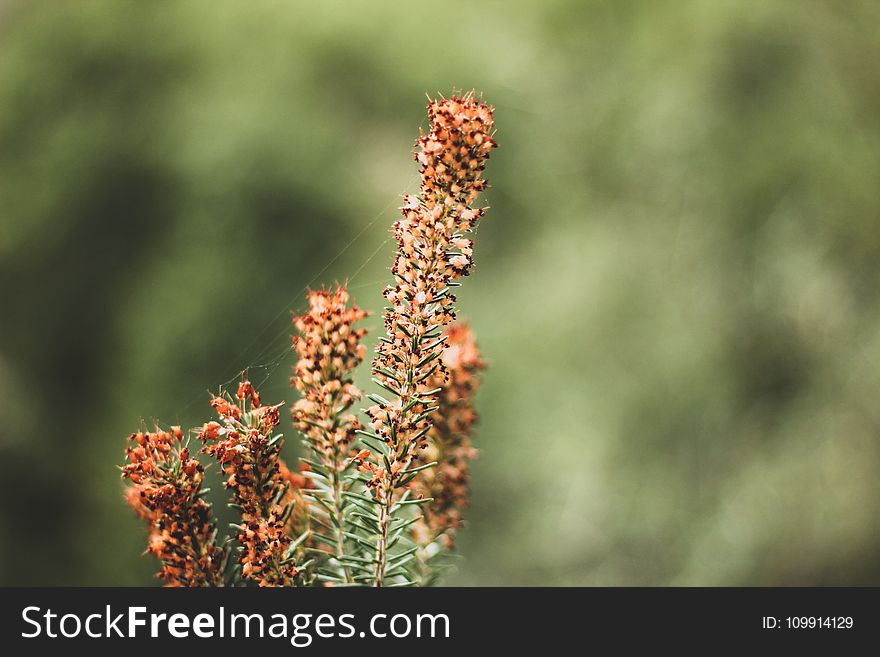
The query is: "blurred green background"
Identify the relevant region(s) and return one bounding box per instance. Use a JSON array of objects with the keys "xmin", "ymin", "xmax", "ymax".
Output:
[{"xmin": 1, "ymin": 0, "xmax": 879, "ymax": 586}]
